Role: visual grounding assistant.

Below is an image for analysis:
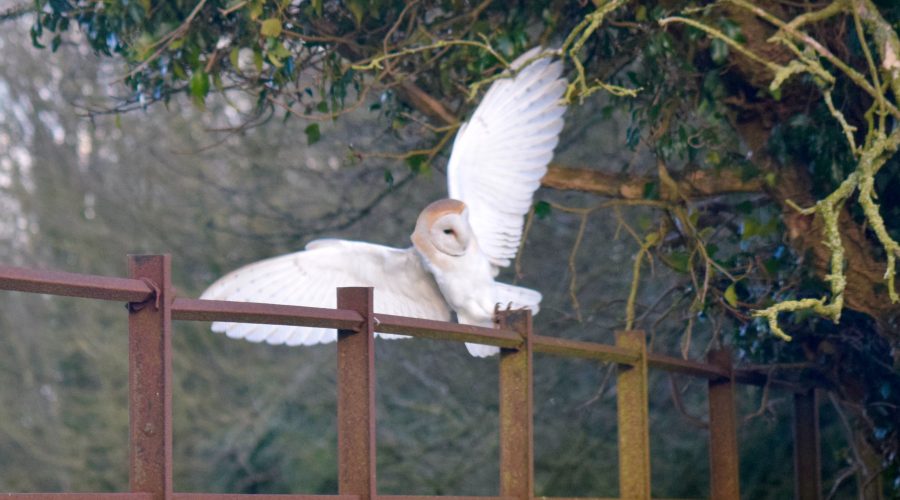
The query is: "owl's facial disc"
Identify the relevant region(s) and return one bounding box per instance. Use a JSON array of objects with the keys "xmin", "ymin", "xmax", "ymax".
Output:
[
  {"xmin": 429, "ymin": 212, "xmax": 470, "ymax": 256},
  {"xmin": 412, "ymin": 198, "xmax": 472, "ymax": 258}
]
